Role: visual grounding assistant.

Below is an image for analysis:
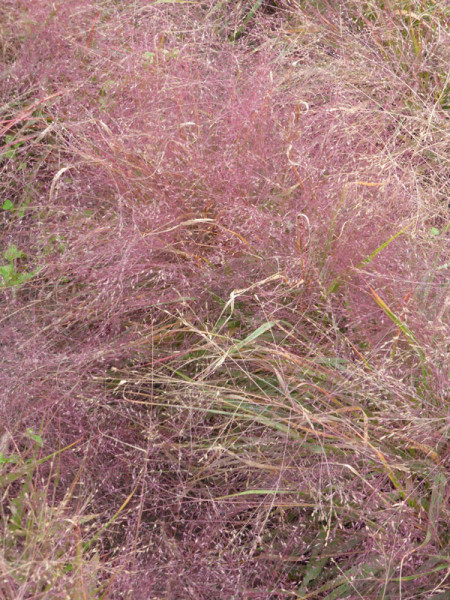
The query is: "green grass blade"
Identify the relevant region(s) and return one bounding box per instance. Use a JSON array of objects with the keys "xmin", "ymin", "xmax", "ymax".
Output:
[
  {"xmin": 229, "ymin": 0, "xmax": 264, "ymax": 41},
  {"xmin": 327, "ymin": 225, "xmax": 409, "ymax": 294},
  {"xmin": 233, "ymin": 321, "xmax": 276, "ymax": 350}
]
